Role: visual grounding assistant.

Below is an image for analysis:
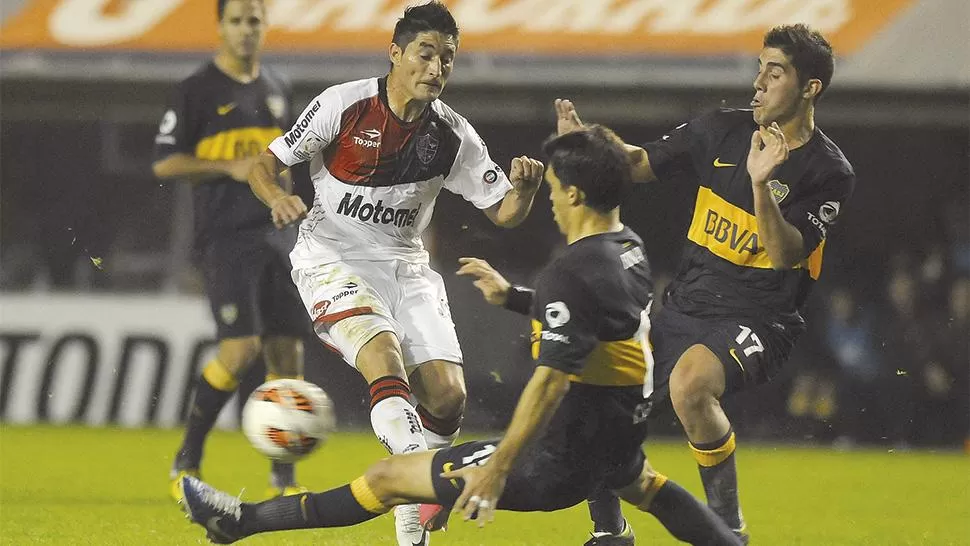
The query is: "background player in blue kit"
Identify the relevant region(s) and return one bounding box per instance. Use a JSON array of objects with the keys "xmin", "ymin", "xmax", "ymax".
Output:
[{"xmin": 153, "ymin": 0, "xmax": 310, "ymax": 501}]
